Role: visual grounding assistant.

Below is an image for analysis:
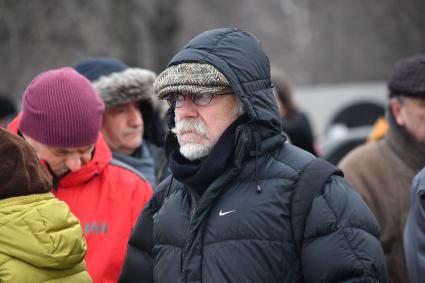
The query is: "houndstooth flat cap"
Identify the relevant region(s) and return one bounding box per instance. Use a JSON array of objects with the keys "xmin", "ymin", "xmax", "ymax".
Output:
[{"xmin": 154, "ymin": 63, "xmax": 230, "ymax": 99}]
